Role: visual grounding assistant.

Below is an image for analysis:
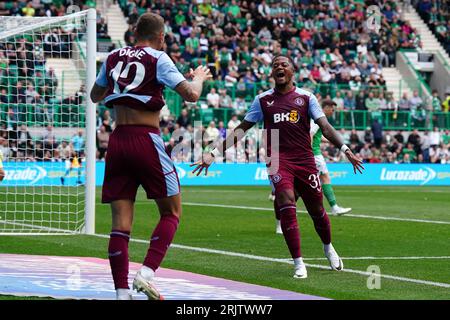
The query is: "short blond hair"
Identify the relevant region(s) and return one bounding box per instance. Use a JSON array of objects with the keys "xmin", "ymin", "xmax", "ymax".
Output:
[{"xmin": 135, "ymin": 13, "xmax": 164, "ymax": 41}]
